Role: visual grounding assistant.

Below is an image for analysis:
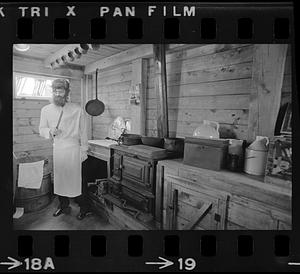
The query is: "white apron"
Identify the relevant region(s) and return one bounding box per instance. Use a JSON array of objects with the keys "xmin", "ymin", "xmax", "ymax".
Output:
[
  {"xmin": 53, "ymin": 138, "xmax": 82, "ymax": 197},
  {"xmin": 39, "ymin": 102, "xmax": 88, "ymax": 198}
]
